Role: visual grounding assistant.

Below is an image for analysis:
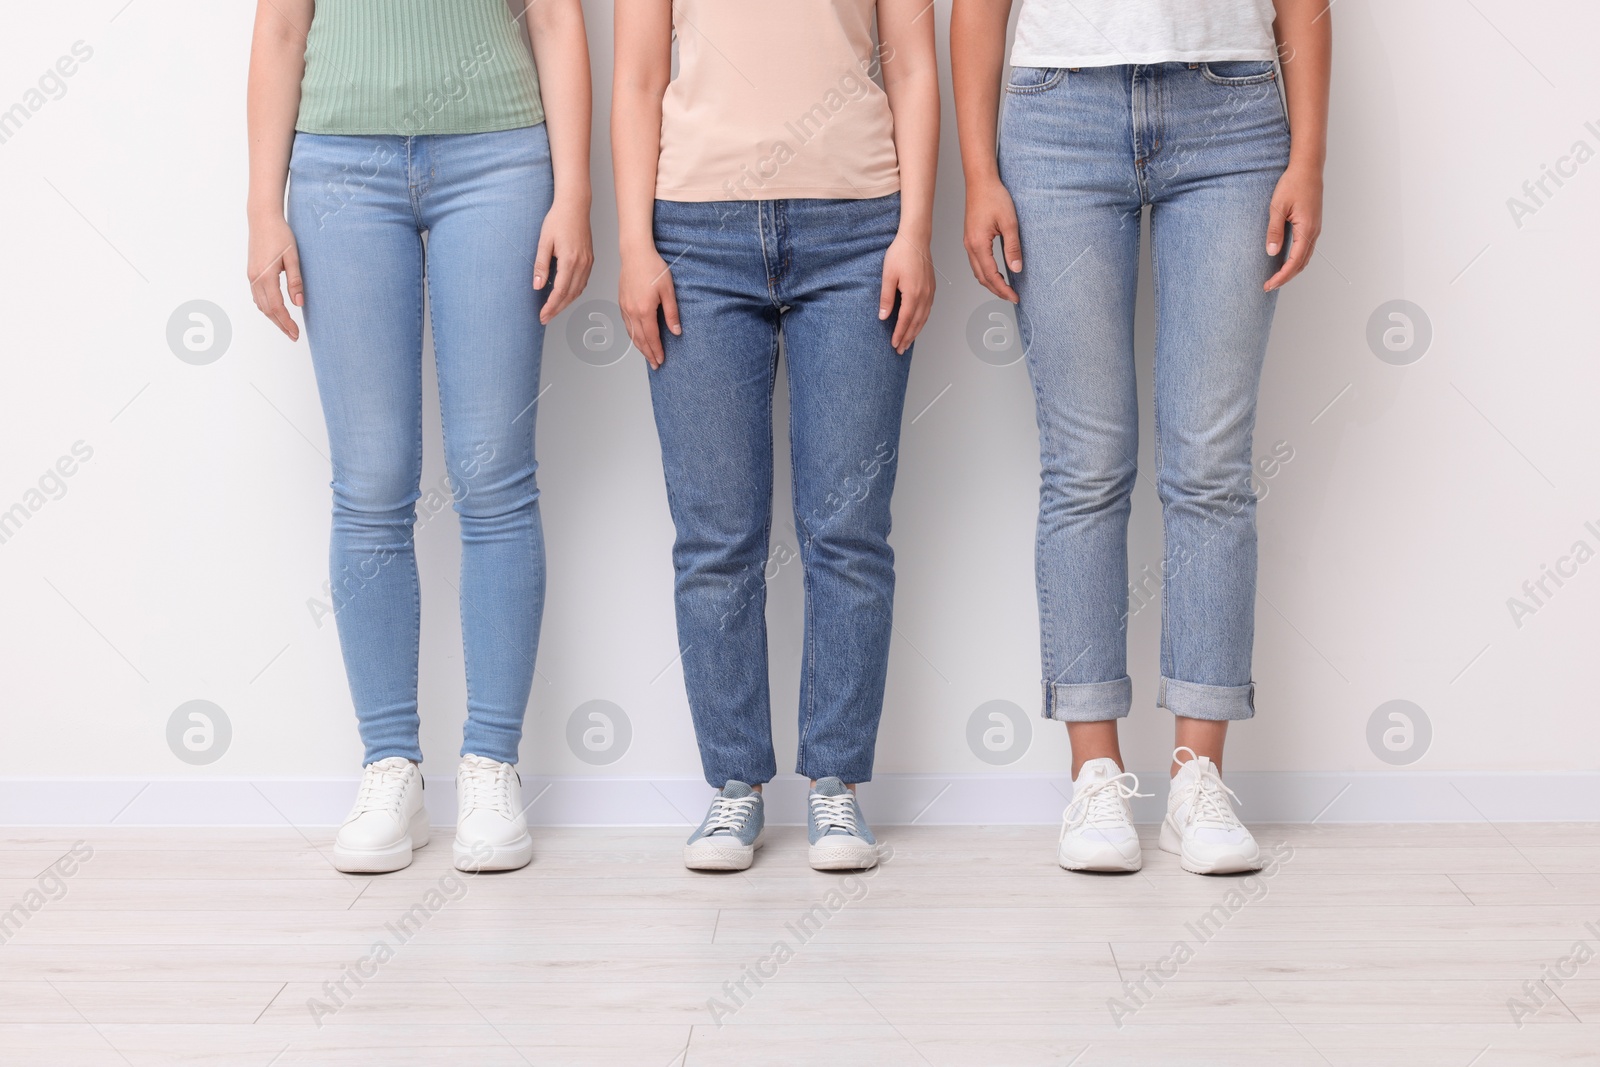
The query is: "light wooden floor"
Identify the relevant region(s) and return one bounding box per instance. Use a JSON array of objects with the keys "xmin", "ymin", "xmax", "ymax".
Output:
[{"xmin": 2, "ymin": 823, "xmax": 1599, "ymax": 1065}]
